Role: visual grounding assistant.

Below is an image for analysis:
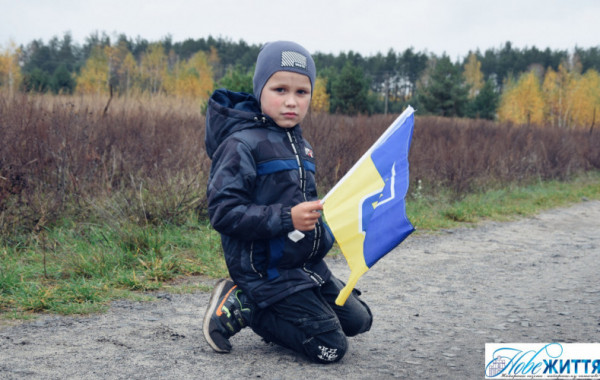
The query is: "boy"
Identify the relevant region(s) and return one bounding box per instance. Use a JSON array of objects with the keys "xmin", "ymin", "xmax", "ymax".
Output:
[{"xmin": 203, "ymin": 41, "xmax": 372, "ymax": 364}]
